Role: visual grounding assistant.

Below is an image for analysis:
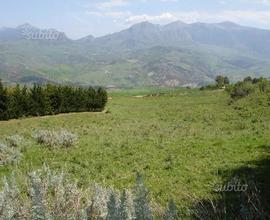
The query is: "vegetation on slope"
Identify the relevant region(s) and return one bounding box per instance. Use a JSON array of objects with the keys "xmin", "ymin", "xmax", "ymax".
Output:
[{"xmin": 0, "ymin": 82, "xmax": 269, "ymax": 218}]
